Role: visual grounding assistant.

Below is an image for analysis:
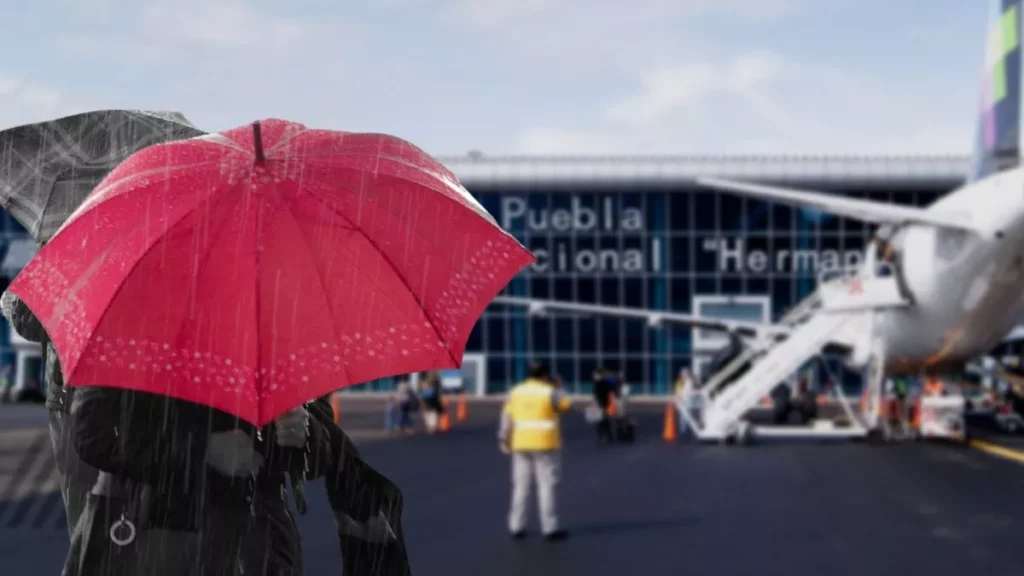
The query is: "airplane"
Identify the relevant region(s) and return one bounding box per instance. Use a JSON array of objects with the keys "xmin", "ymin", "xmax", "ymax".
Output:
[{"xmin": 491, "ymin": 0, "xmax": 1024, "ymax": 442}]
